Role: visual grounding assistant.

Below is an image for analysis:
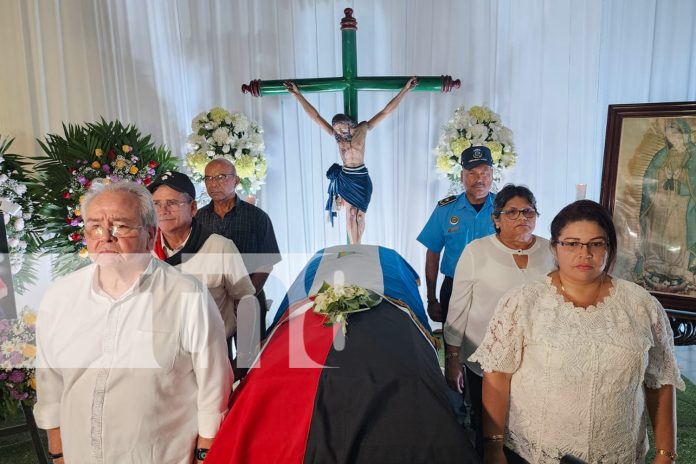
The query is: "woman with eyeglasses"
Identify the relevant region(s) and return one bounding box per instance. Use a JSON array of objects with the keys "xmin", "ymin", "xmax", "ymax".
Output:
[
  {"xmin": 445, "ymin": 184, "xmax": 555, "ymax": 456},
  {"xmin": 471, "ymin": 200, "xmax": 684, "ymax": 464}
]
